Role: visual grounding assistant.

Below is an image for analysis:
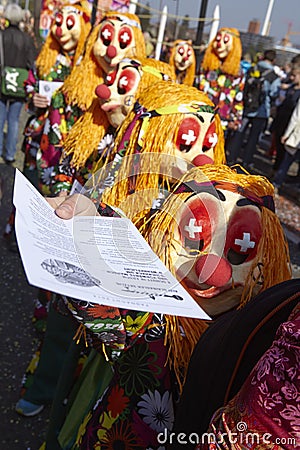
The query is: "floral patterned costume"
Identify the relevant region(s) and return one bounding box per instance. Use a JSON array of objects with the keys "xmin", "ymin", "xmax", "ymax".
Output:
[
  {"xmin": 59, "ymin": 298, "xmax": 177, "ymax": 450},
  {"xmin": 23, "ymin": 55, "xmax": 75, "ymax": 187},
  {"xmin": 37, "ymin": 88, "xmax": 83, "ymax": 195},
  {"xmin": 49, "ymin": 128, "xmax": 116, "ymax": 196},
  {"xmin": 43, "ymin": 203, "xmax": 183, "ymax": 449},
  {"xmin": 198, "ymin": 69, "xmax": 245, "ymax": 131}
]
